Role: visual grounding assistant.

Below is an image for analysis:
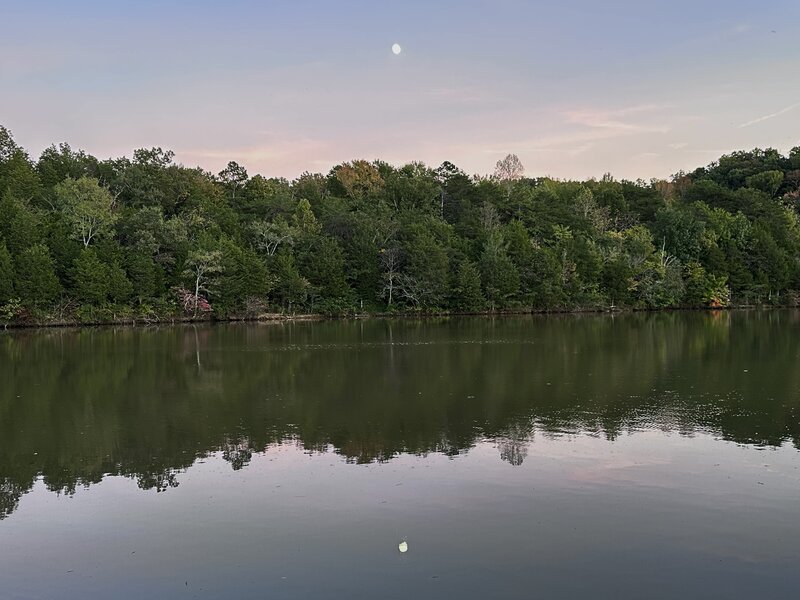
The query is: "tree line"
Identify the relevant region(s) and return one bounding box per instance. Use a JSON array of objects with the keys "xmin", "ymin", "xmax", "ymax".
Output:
[{"xmin": 1, "ymin": 124, "xmax": 799, "ymax": 323}]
